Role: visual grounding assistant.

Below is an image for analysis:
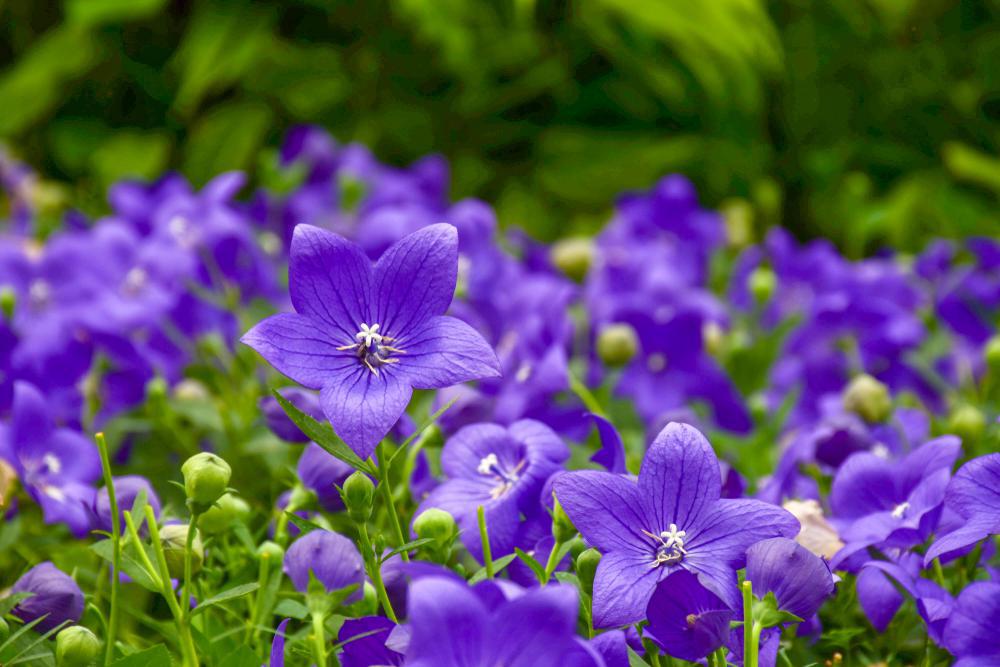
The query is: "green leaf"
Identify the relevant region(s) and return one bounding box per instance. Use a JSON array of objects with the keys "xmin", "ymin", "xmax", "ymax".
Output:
[
  {"xmin": 109, "ymin": 644, "xmax": 172, "ymax": 667},
  {"xmin": 218, "ymin": 645, "xmax": 261, "ymax": 667},
  {"xmin": 90, "ymin": 539, "xmax": 160, "ymax": 593},
  {"xmin": 284, "ymin": 511, "xmax": 324, "ymax": 536},
  {"xmin": 514, "ymin": 547, "xmax": 547, "ymax": 584},
  {"xmin": 182, "ymin": 101, "xmax": 273, "ymax": 186},
  {"xmin": 468, "ymin": 553, "xmax": 517, "ymax": 584},
  {"xmin": 271, "ymin": 388, "xmax": 372, "ymax": 473},
  {"xmin": 192, "ymin": 582, "xmax": 260, "ymax": 616},
  {"xmin": 0, "ymin": 592, "xmax": 33, "ymax": 616},
  {"xmin": 272, "ymin": 598, "xmax": 309, "ymax": 620},
  {"xmin": 65, "ymin": 0, "xmax": 168, "ymax": 26},
  {"xmin": 380, "ymin": 538, "xmax": 436, "ymax": 562}
]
